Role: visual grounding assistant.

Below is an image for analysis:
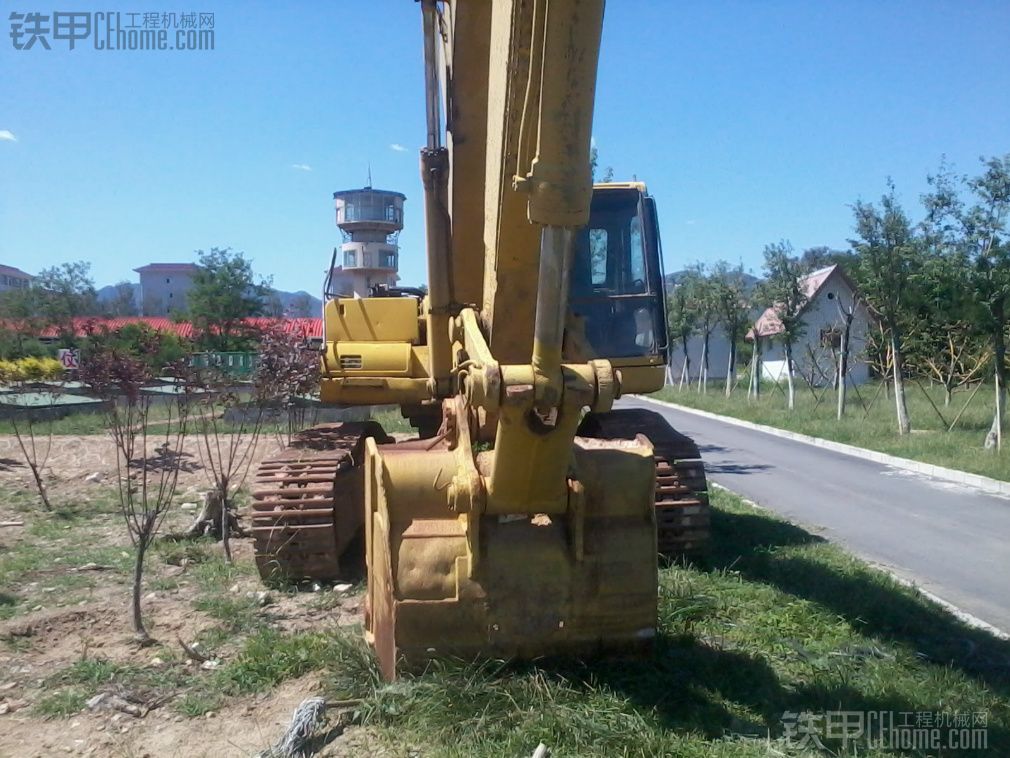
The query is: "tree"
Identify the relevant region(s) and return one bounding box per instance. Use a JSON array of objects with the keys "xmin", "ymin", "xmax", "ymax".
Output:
[
  {"xmin": 589, "ymin": 145, "xmax": 614, "ymax": 183},
  {"xmin": 0, "ymin": 358, "xmax": 66, "ymax": 510},
  {"xmin": 27, "ymin": 262, "xmax": 100, "ymax": 340},
  {"xmin": 685, "ymin": 264, "xmax": 720, "ymax": 394},
  {"xmin": 923, "ymin": 155, "xmax": 1010, "ymax": 448},
  {"xmin": 757, "ymin": 241, "xmax": 808, "ymax": 410},
  {"xmin": 105, "ymin": 281, "xmax": 139, "ymax": 316},
  {"xmin": 710, "ymin": 261, "xmax": 751, "ymax": 397},
  {"xmin": 850, "ymin": 182, "xmax": 919, "ymax": 435},
  {"xmin": 667, "ymin": 275, "xmax": 698, "ymax": 389},
  {"xmin": 188, "ymin": 248, "xmax": 273, "ymax": 351},
  {"xmin": 80, "ymin": 334, "xmax": 190, "ymax": 643},
  {"xmin": 800, "ymin": 245, "xmax": 858, "ymax": 271}
]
